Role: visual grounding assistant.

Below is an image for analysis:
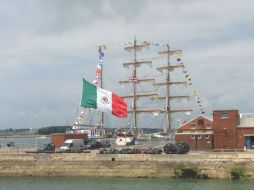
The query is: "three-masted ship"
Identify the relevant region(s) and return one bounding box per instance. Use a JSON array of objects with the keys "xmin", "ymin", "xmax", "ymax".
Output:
[
  {"xmin": 116, "ymin": 38, "xmax": 192, "ymax": 145},
  {"xmin": 73, "ymin": 38, "xmax": 193, "ymax": 145}
]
